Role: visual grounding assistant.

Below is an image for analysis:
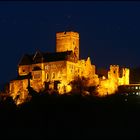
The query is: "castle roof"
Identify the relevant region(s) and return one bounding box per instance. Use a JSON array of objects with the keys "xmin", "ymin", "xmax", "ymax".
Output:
[
  {"xmin": 18, "ymin": 50, "xmax": 75, "ymax": 66},
  {"xmin": 18, "ymin": 54, "xmax": 33, "ymax": 65}
]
